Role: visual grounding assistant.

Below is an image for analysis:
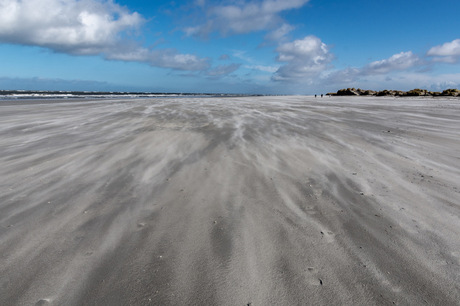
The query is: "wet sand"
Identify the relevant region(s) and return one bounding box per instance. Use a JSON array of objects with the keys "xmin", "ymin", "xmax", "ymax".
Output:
[{"xmin": 1, "ymin": 96, "xmax": 459, "ymax": 305}]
